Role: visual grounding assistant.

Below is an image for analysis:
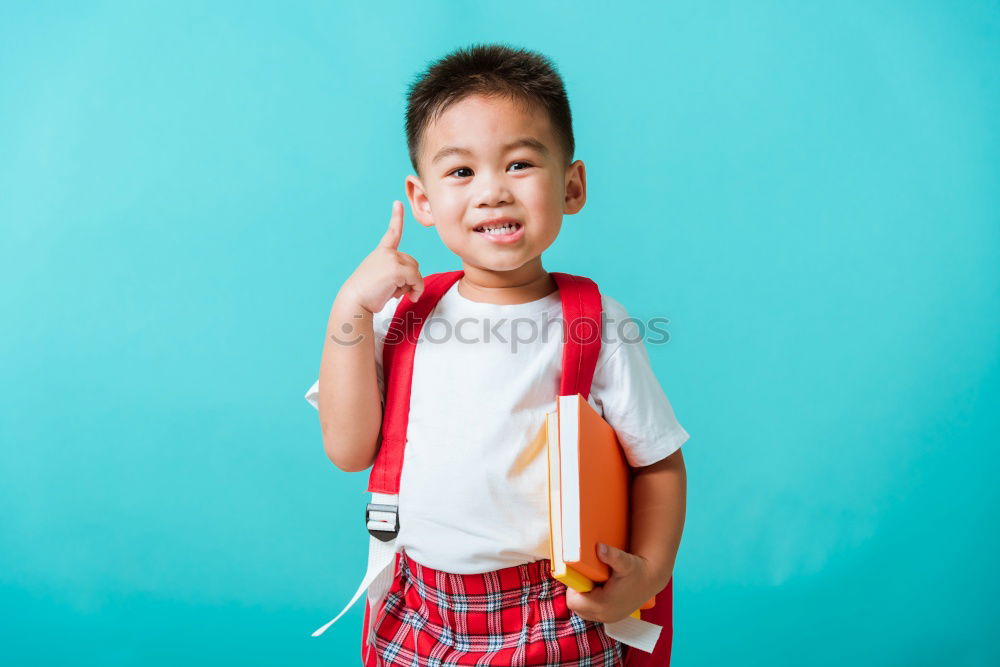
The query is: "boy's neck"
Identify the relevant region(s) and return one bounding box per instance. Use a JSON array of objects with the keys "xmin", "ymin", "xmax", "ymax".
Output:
[{"xmin": 457, "ymin": 259, "xmax": 558, "ymax": 305}]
